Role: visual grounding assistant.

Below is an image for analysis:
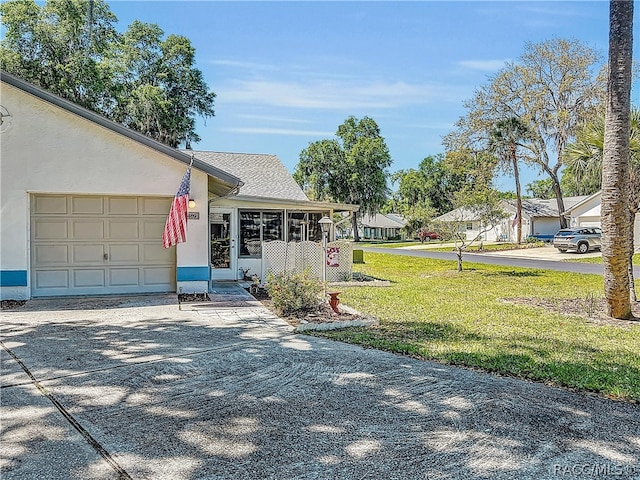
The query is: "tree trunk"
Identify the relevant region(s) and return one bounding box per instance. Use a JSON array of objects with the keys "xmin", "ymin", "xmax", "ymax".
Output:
[
  {"xmin": 602, "ymin": 0, "xmax": 633, "ymax": 319},
  {"xmin": 628, "ymin": 208, "xmax": 637, "ymax": 302},
  {"xmin": 352, "ymin": 211, "xmax": 360, "ymax": 242},
  {"xmin": 550, "ymin": 172, "xmax": 568, "ymax": 229},
  {"xmin": 513, "ymin": 155, "xmax": 523, "ymax": 244}
]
